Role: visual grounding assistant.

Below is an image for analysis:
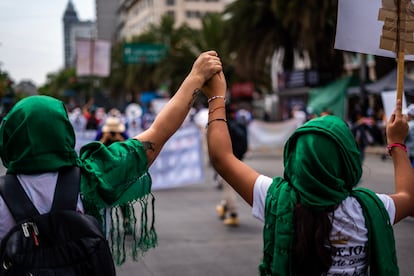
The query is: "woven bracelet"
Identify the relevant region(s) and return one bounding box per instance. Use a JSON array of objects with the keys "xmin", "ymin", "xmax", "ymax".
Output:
[{"xmin": 386, "ymin": 143, "xmax": 407, "ymax": 156}]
